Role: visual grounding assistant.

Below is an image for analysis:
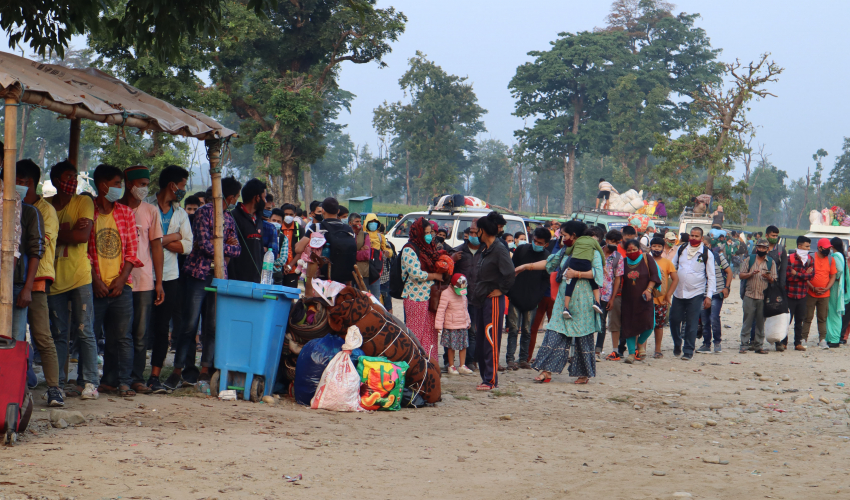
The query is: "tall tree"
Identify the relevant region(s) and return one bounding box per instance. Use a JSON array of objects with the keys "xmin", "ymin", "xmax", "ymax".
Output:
[
  {"xmin": 811, "ymin": 148, "xmax": 828, "ymax": 208},
  {"xmin": 374, "ymin": 52, "xmax": 486, "ymax": 201},
  {"xmin": 747, "ymin": 158, "xmax": 788, "ymax": 226},
  {"xmin": 209, "ymin": 0, "xmax": 405, "ymax": 204},
  {"xmin": 827, "ymin": 138, "xmax": 850, "ymax": 198},
  {"xmin": 510, "ymin": 30, "xmax": 631, "ymax": 213},
  {"xmin": 692, "ymin": 53, "xmax": 783, "ymax": 195}
]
